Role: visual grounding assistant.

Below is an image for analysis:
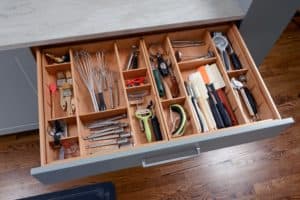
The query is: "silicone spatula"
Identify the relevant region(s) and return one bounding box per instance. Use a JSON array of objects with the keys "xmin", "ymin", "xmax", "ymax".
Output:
[{"xmin": 189, "ymin": 72, "xmax": 217, "ymax": 130}]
